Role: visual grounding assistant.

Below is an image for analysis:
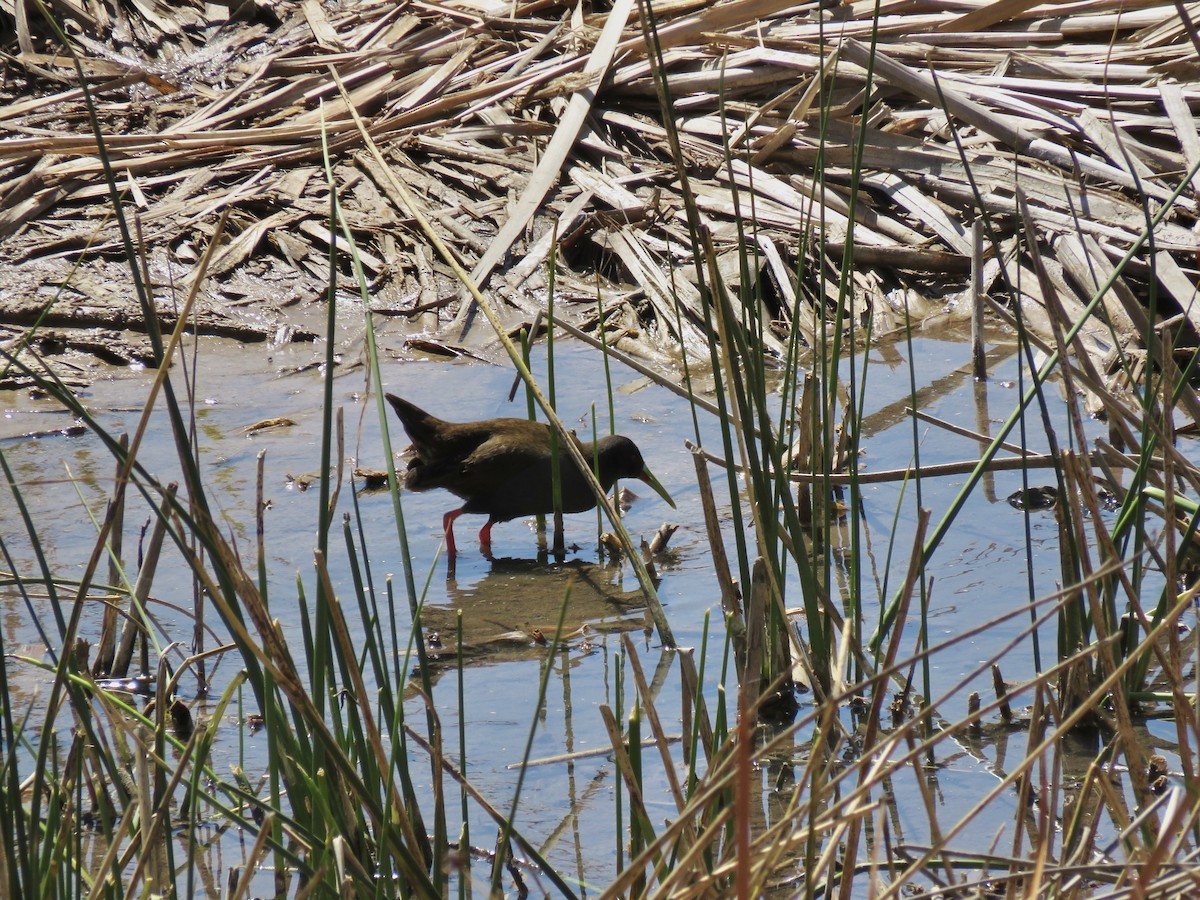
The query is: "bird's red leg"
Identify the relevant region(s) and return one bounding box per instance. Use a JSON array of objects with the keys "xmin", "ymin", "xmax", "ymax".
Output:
[
  {"xmin": 443, "ymin": 508, "xmax": 464, "ymax": 557},
  {"xmin": 479, "ymin": 519, "xmax": 496, "ymax": 558}
]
